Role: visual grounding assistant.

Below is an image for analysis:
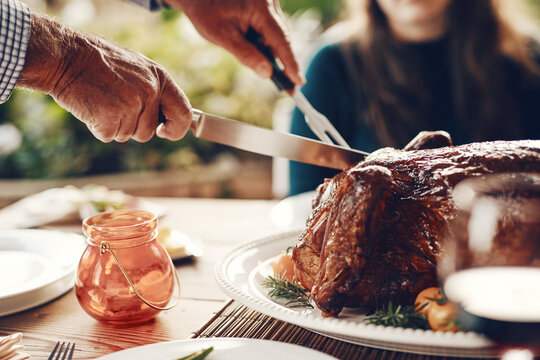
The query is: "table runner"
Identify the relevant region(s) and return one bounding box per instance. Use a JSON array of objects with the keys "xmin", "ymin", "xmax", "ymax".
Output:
[{"xmin": 191, "ymin": 300, "xmax": 497, "ymax": 360}]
